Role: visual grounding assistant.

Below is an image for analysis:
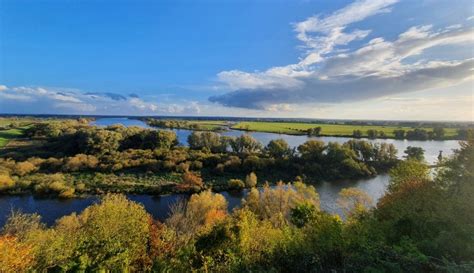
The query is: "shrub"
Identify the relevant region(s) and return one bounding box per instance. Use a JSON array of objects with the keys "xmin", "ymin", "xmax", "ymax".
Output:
[
  {"xmin": 0, "ymin": 174, "xmax": 15, "ymax": 191},
  {"xmin": 245, "ymin": 172, "xmax": 257, "ymax": 188},
  {"xmin": 177, "ymin": 172, "xmax": 204, "ymax": 192},
  {"xmin": 228, "ymin": 179, "xmax": 245, "ymax": 190},
  {"xmin": 13, "ymin": 162, "xmax": 37, "ymax": 176}
]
